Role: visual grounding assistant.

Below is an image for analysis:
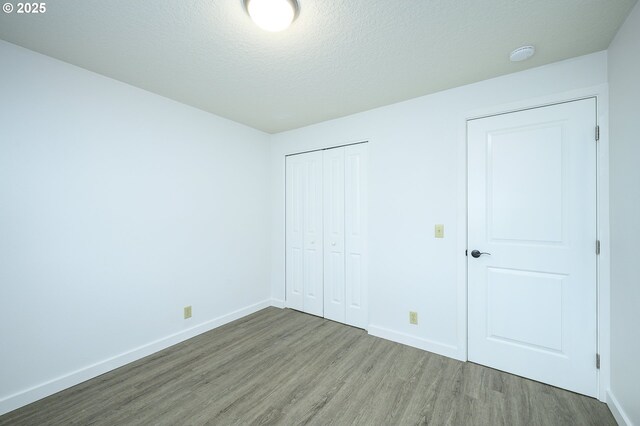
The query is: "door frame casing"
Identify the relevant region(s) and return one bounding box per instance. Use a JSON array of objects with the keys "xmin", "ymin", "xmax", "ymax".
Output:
[{"xmin": 459, "ymin": 85, "xmax": 610, "ymax": 402}]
